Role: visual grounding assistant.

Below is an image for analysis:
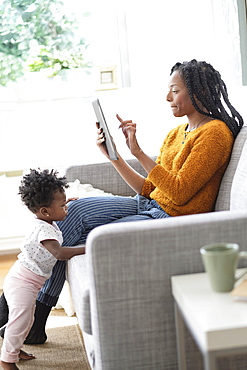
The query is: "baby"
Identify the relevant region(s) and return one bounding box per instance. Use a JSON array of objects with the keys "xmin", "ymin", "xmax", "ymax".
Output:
[{"xmin": 0, "ymin": 169, "xmax": 85, "ymax": 370}]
